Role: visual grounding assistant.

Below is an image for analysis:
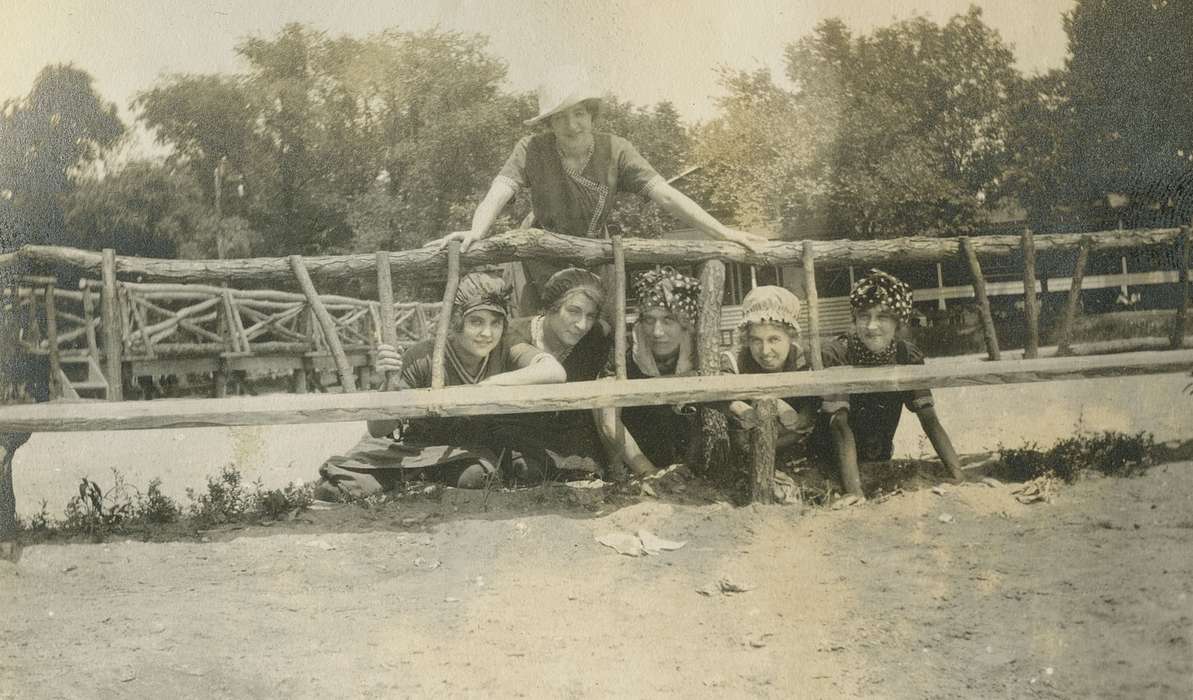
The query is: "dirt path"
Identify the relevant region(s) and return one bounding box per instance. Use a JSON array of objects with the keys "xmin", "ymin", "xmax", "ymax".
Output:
[{"xmin": 3, "ymin": 463, "xmax": 1192, "ymax": 698}]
